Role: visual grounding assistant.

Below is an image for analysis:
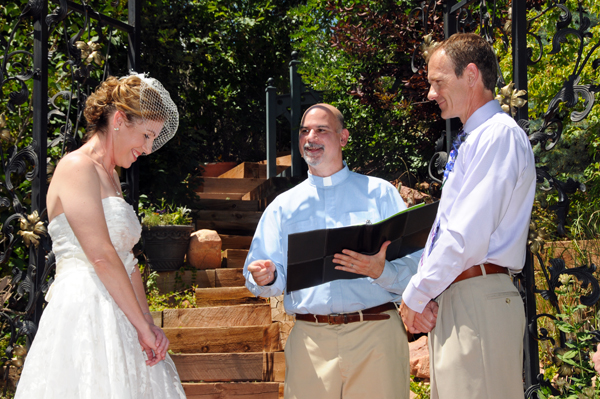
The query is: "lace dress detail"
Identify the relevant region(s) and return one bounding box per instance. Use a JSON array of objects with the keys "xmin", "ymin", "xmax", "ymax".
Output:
[{"xmin": 15, "ymin": 197, "xmax": 186, "ymax": 399}]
